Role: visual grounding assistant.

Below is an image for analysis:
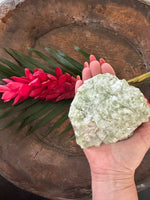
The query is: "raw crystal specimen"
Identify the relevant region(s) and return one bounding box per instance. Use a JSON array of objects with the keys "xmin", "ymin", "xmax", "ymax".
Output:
[
  {"xmin": 68, "ymin": 73, "xmax": 150, "ymax": 148},
  {"xmin": 0, "ymin": 0, "xmax": 25, "ymax": 19}
]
